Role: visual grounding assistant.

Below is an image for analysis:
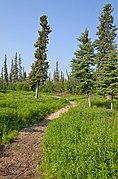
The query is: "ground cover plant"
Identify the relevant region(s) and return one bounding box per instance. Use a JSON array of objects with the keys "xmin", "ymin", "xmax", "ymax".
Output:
[
  {"xmin": 40, "ymin": 96, "xmax": 118, "ymax": 178},
  {"xmin": 0, "ymin": 91, "xmax": 68, "ymax": 146}
]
